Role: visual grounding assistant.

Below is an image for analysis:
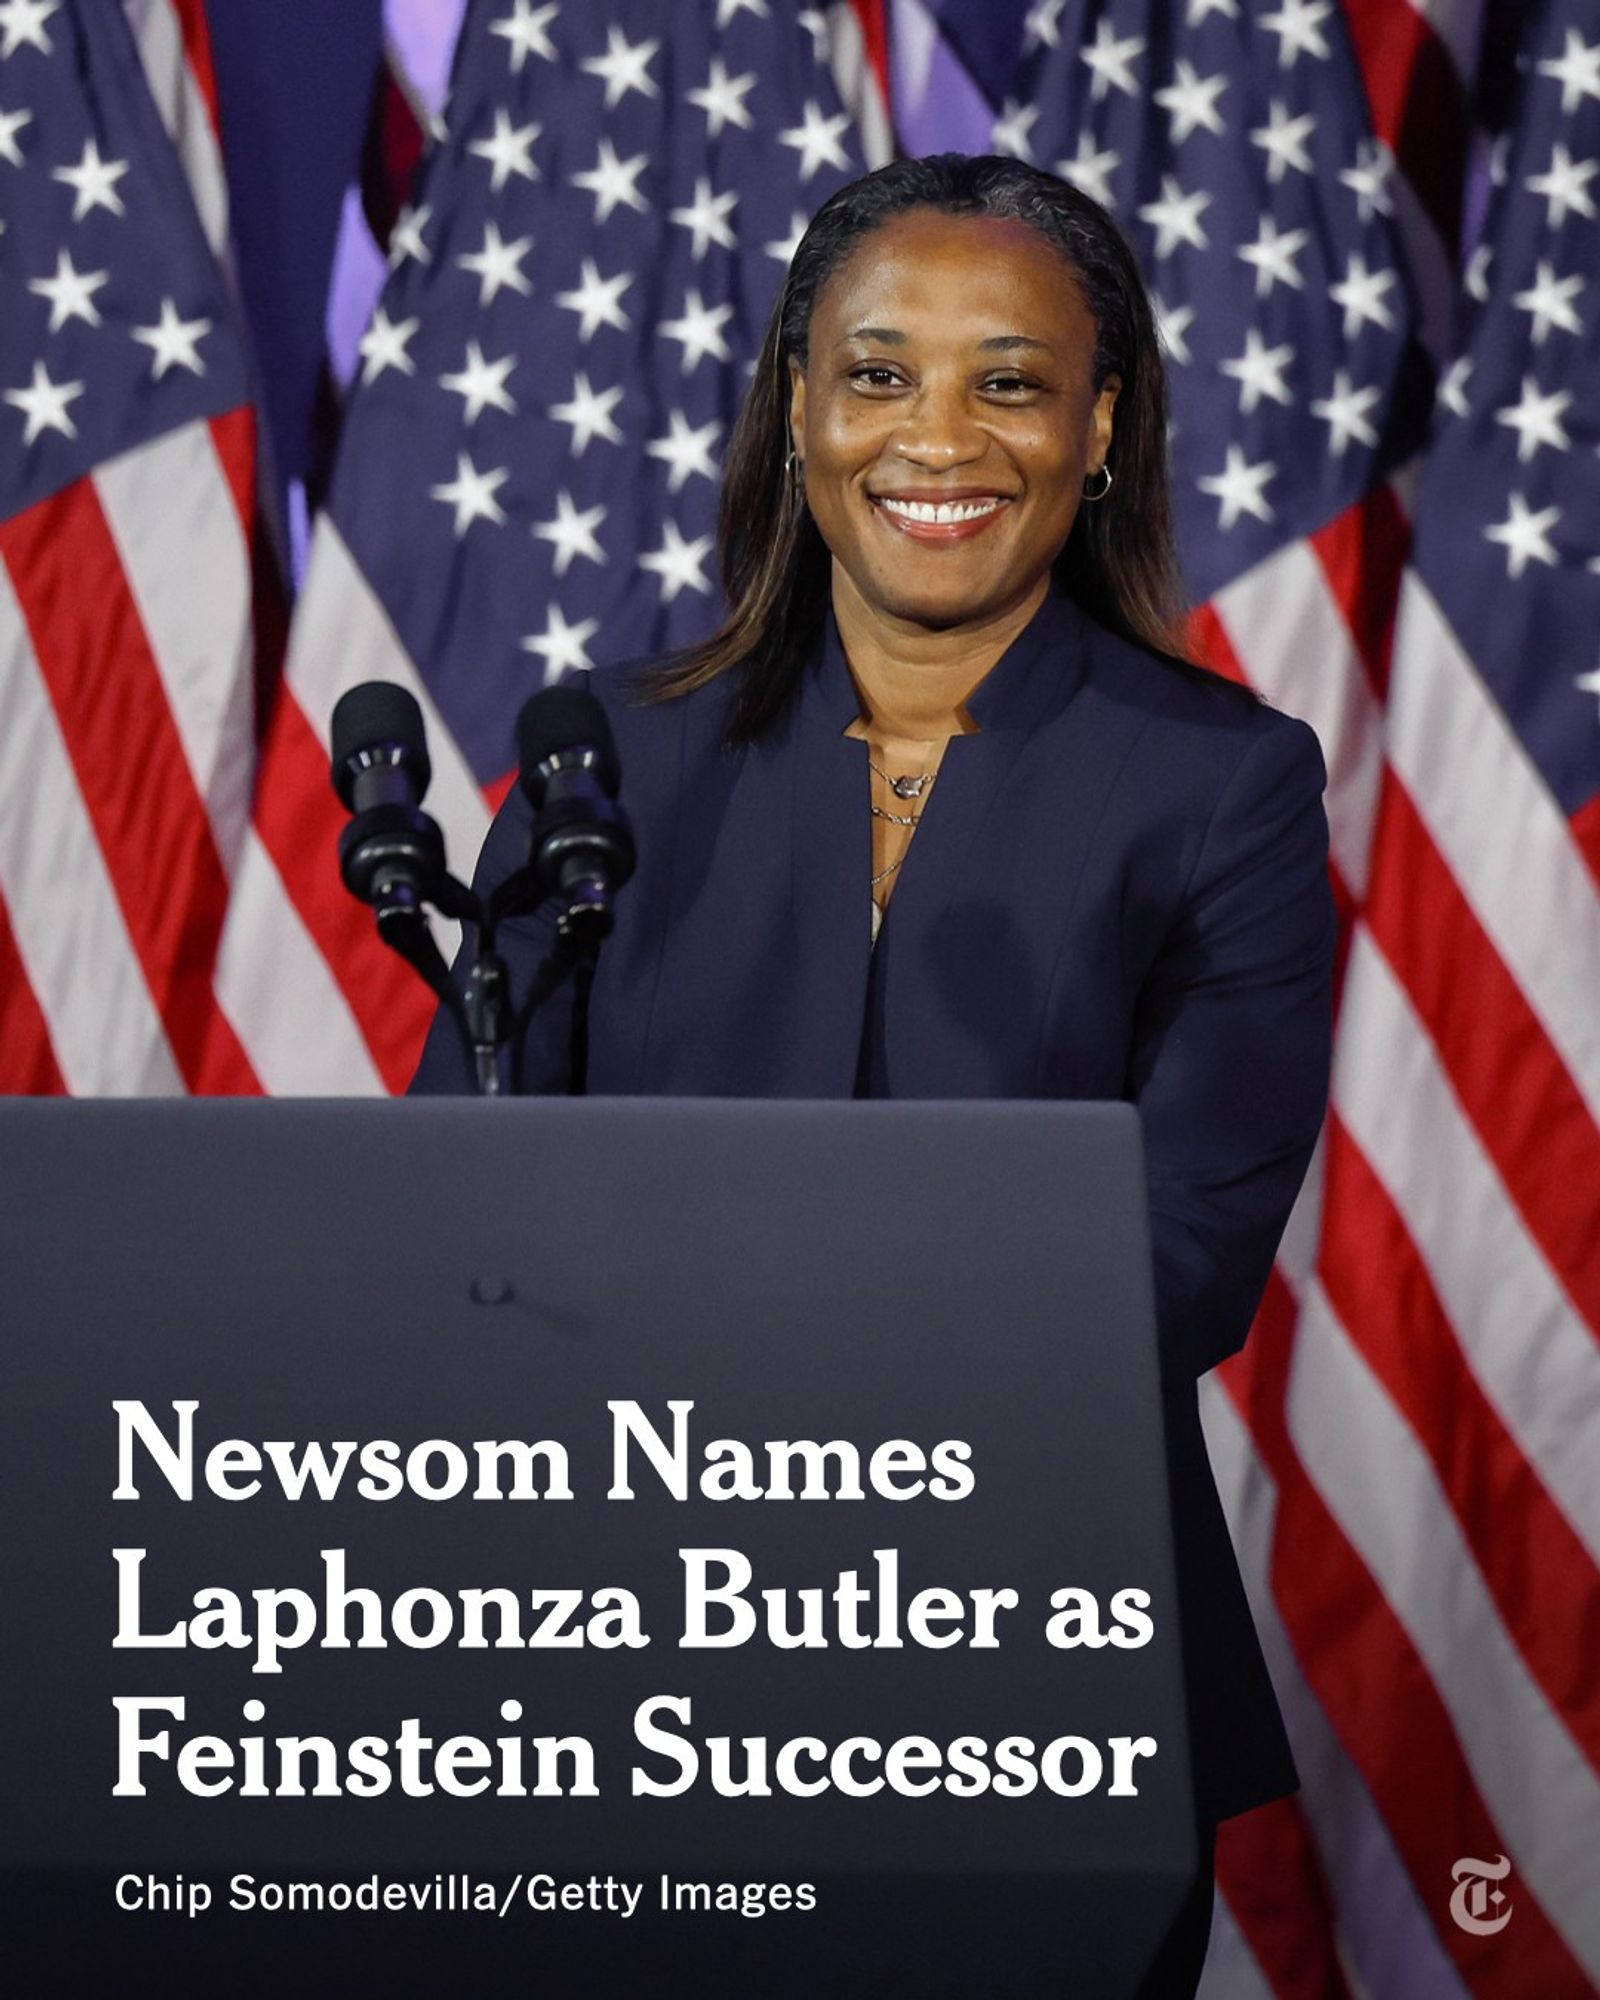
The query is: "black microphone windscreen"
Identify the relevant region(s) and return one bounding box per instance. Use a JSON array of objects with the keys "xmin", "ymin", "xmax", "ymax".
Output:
[
  {"xmin": 330, "ymin": 682, "xmax": 430, "ymax": 807},
  {"xmin": 516, "ymin": 685, "xmax": 620, "ymax": 798}
]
